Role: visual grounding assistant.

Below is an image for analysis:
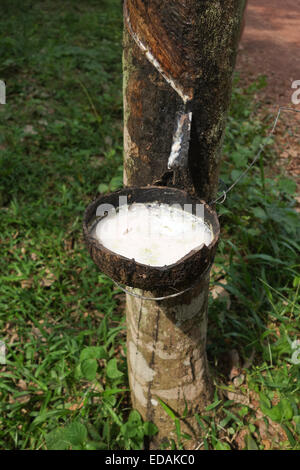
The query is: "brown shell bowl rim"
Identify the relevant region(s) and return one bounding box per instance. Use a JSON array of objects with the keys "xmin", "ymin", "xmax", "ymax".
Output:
[{"xmin": 83, "ymin": 186, "xmax": 220, "ymax": 273}]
